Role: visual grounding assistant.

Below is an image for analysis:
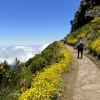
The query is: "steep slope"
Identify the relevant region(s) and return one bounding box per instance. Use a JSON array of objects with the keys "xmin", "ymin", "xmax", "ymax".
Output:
[
  {"xmin": 65, "ymin": 16, "xmax": 100, "ymax": 59},
  {"xmin": 25, "ymin": 41, "xmax": 65, "ymax": 73},
  {"xmin": 0, "ymin": 41, "xmax": 73, "ymax": 100},
  {"xmin": 17, "ymin": 42, "xmax": 73, "ymax": 100}
]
